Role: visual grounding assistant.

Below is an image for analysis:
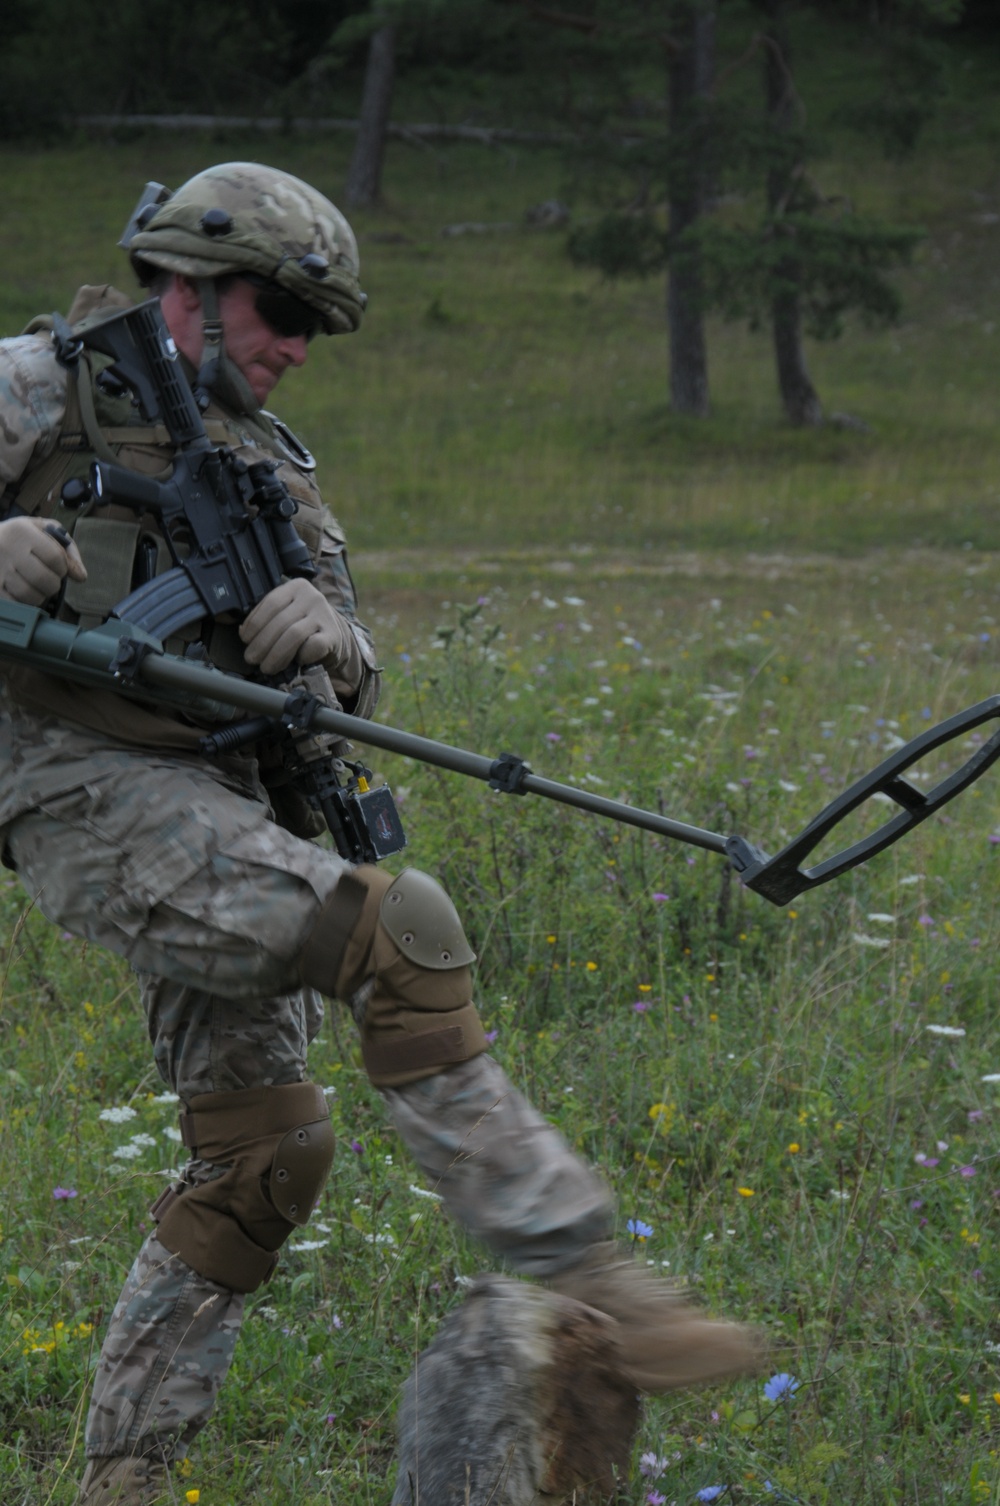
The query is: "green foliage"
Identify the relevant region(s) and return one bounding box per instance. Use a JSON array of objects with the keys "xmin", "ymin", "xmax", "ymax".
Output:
[{"xmin": 697, "ymin": 212, "xmax": 923, "ymax": 339}]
